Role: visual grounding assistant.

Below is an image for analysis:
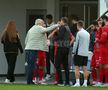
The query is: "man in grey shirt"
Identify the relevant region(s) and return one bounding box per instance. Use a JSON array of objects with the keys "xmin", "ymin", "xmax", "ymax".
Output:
[{"xmin": 73, "ymin": 20, "xmax": 90, "ymax": 87}]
